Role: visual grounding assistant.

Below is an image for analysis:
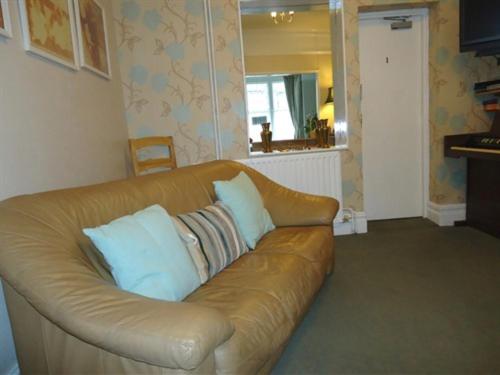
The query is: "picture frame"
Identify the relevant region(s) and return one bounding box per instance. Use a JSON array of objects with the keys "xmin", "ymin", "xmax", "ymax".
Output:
[
  {"xmin": 74, "ymin": 0, "xmax": 111, "ymax": 79},
  {"xmin": 0, "ymin": 0, "xmax": 13, "ymax": 38},
  {"xmin": 18, "ymin": 0, "xmax": 79, "ymax": 70}
]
